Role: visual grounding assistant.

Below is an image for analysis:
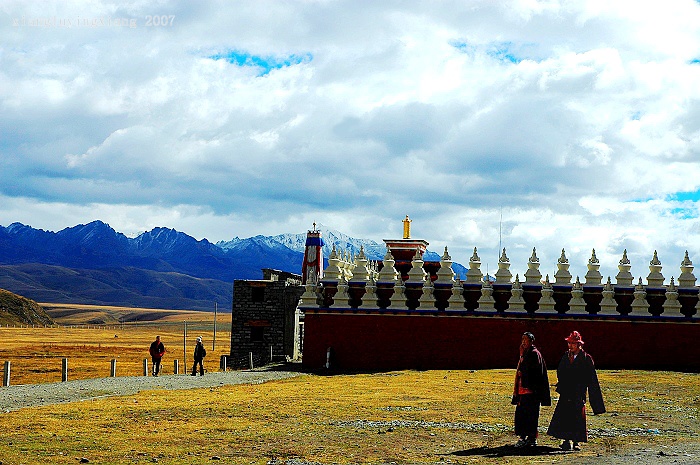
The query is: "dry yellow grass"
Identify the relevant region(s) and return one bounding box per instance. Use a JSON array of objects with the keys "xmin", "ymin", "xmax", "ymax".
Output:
[
  {"xmin": 1, "ymin": 323, "xmax": 699, "ymax": 464},
  {"xmin": 41, "ymin": 302, "xmax": 222, "ymax": 325},
  {"xmin": 0, "ymin": 368, "xmax": 698, "ymax": 464},
  {"xmin": 0, "ymin": 323, "xmax": 231, "ymax": 385}
]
